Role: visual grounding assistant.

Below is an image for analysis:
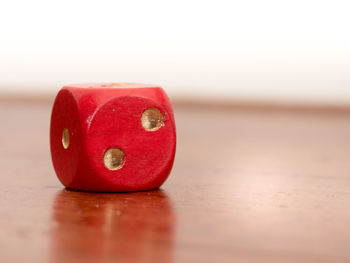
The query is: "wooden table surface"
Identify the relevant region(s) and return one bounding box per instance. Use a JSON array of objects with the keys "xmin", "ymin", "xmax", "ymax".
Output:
[{"xmin": 1, "ymin": 98, "xmax": 350, "ymax": 263}]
